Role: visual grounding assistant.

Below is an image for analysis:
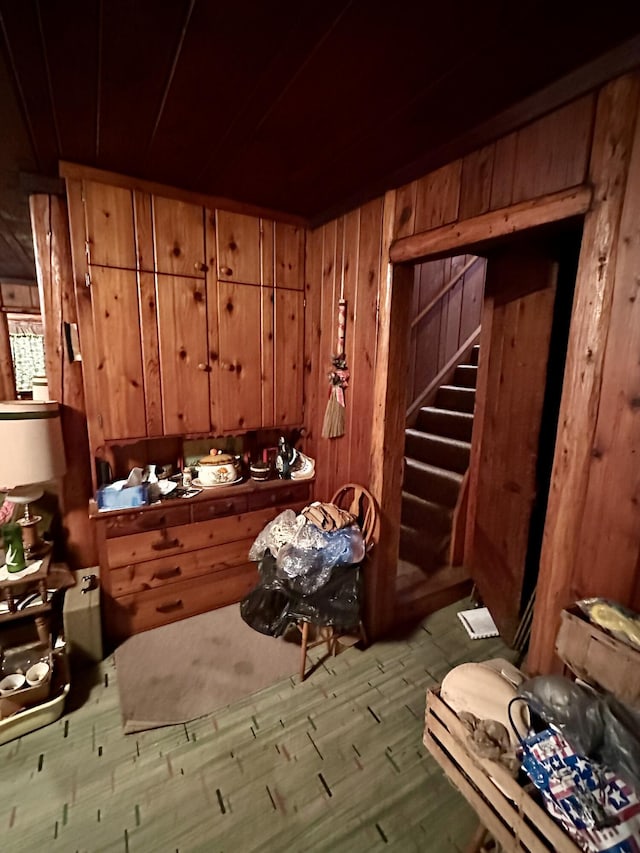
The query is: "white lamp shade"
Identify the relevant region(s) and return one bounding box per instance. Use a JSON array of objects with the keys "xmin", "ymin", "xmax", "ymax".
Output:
[{"xmin": 0, "ymin": 401, "xmax": 66, "ymax": 490}]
